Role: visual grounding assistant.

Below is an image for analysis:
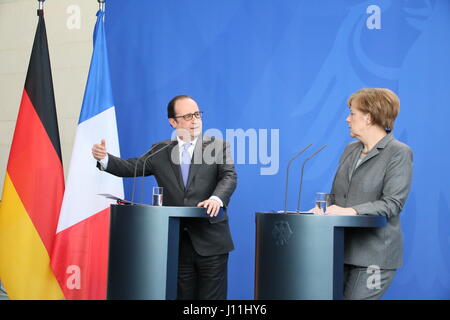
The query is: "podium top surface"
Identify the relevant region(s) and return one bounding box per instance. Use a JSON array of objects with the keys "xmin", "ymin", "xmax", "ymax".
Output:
[
  {"xmin": 256, "ymin": 212, "xmax": 386, "ymax": 228},
  {"xmin": 111, "ymin": 204, "xmax": 221, "ymax": 219}
]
